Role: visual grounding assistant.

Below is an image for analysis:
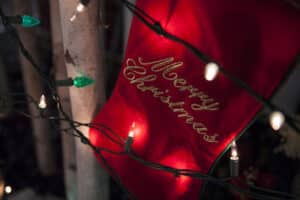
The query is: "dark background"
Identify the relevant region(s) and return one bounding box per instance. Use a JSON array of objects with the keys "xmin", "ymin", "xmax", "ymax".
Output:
[{"xmin": 0, "ymin": 0, "xmax": 299, "ymax": 200}]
